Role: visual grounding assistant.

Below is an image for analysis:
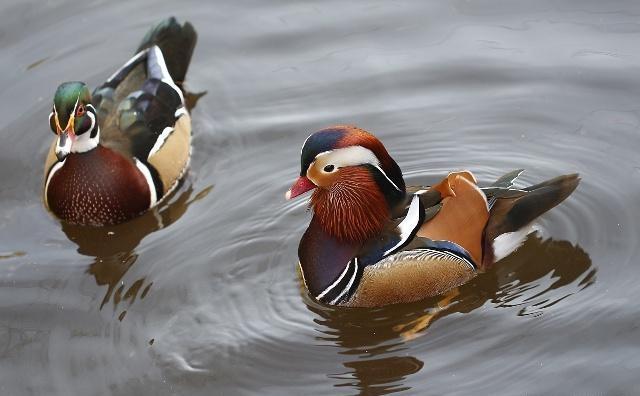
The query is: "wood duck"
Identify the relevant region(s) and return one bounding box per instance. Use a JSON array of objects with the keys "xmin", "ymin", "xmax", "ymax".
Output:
[
  {"xmin": 286, "ymin": 125, "xmax": 580, "ymax": 307},
  {"xmin": 43, "ymin": 17, "xmax": 197, "ymax": 226}
]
